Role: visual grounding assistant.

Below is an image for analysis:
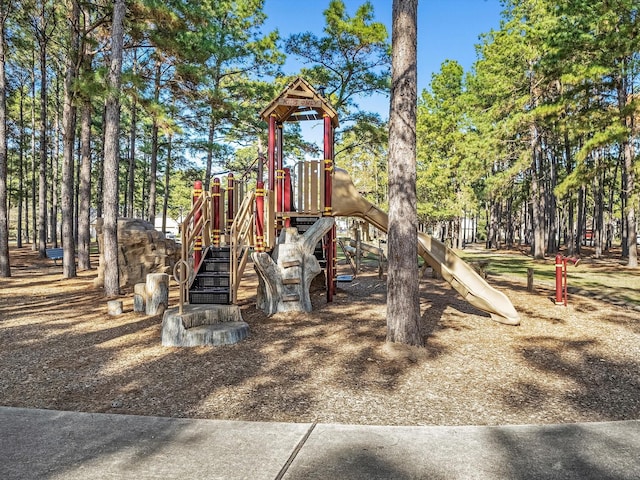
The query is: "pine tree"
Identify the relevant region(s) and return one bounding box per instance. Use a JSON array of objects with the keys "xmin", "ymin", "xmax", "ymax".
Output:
[{"xmin": 386, "ymin": 0, "xmax": 422, "ymax": 347}]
